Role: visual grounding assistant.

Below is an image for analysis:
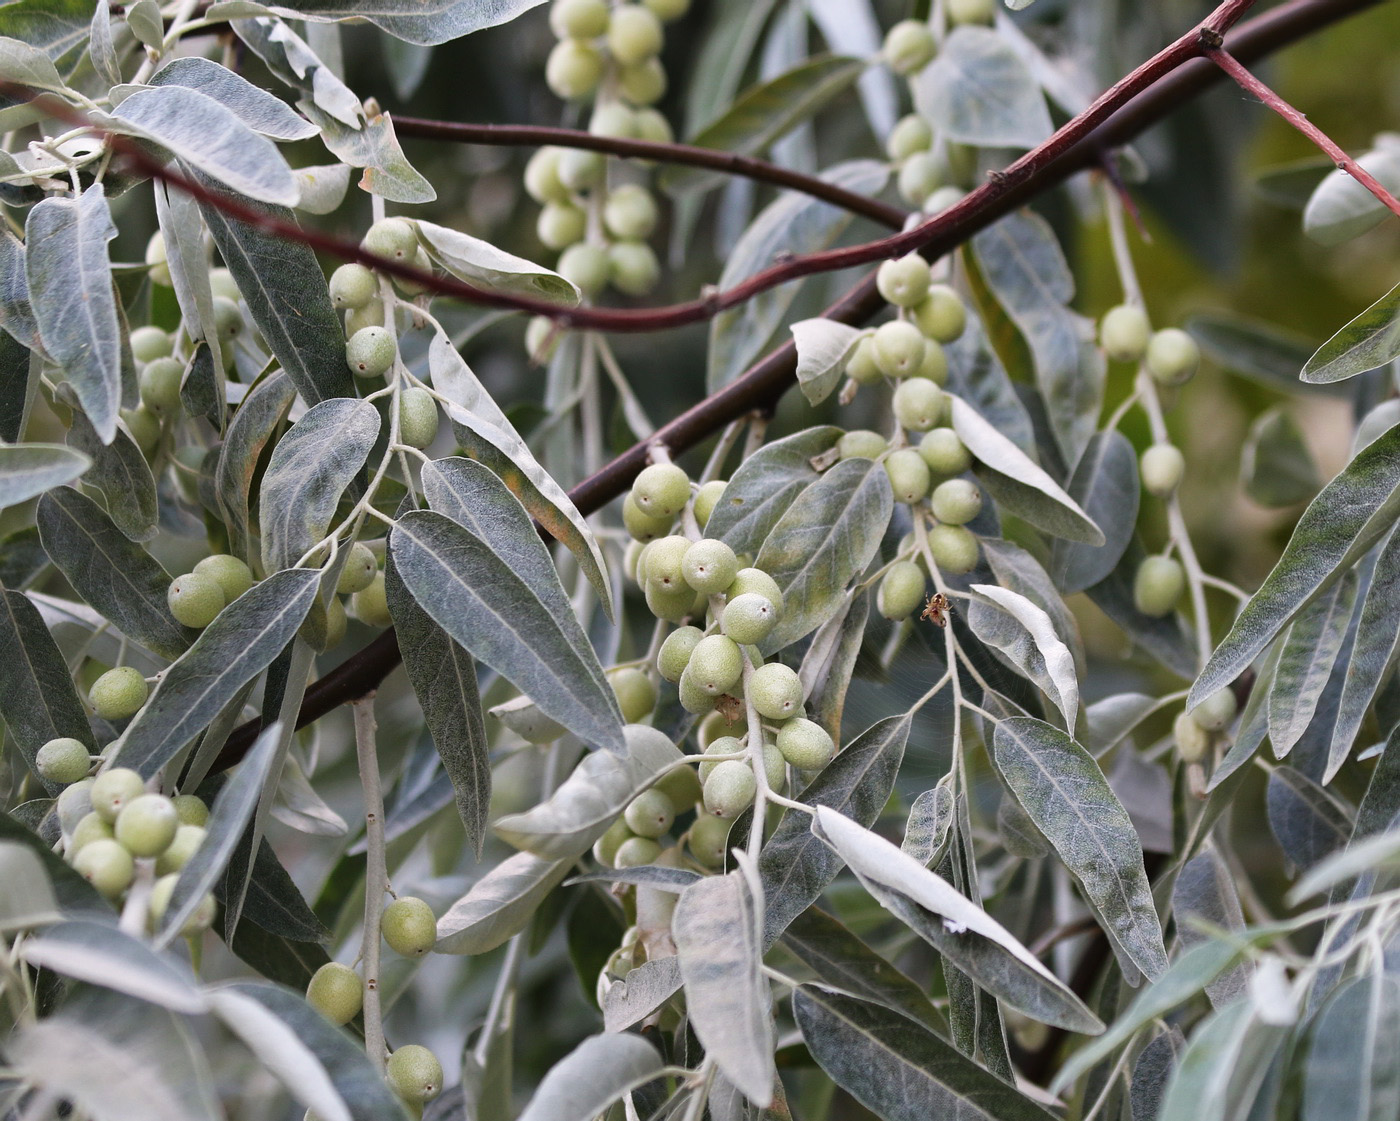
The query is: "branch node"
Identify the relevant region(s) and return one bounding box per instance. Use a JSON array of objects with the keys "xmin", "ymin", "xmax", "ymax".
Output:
[{"xmin": 1198, "ymin": 27, "xmax": 1225, "ymax": 49}]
